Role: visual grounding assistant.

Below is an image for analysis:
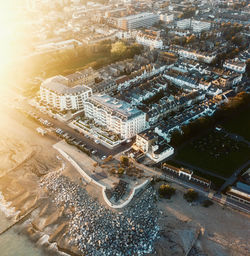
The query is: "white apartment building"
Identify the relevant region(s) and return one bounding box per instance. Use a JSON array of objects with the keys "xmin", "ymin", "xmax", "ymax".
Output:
[
  {"xmin": 176, "ymin": 19, "xmax": 191, "ymax": 29},
  {"xmin": 176, "ymin": 19, "xmax": 211, "ymax": 33},
  {"xmin": 40, "ymin": 76, "xmax": 92, "ymax": 111},
  {"xmin": 136, "ymin": 33, "xmax": 163, "ymax": 49},
  {"xmin": 116, "ymin": 31, "xmax": 134, "ymax": 40},
  {"xmin": 35, "ymin": 39, "xmax": 82, "ymax": 54},
  {"xmin": 178, "ymin": 49, "xmax": 217, "ymax": 64},
  {"xmin": 84, "ymin": 94, "xmax": 147, "ymax": 139},
  {"xmin": 117, "ymin": 12, "xmax": 159, "ymax": 30},
  {"xmin": 223, "ymin": 59, "xmax": 246, "ymax": 73},
  {"xmin": 134, "ymin": 130, "xmax": 174, "ymax": 162},
  {"xmin": 191, "ymin": 20, "xmax": 211, "ymax": 33},
  {"xmin": 160, "ymin": 13, "xmax": 174, "ymax": 23}
]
